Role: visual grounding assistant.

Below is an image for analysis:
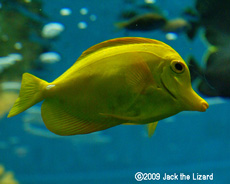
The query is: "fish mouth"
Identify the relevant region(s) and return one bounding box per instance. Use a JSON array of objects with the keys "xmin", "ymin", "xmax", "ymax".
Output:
[{"xmin": 160, "ymin": 77, "xmax": 177, "ymax": 100}]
